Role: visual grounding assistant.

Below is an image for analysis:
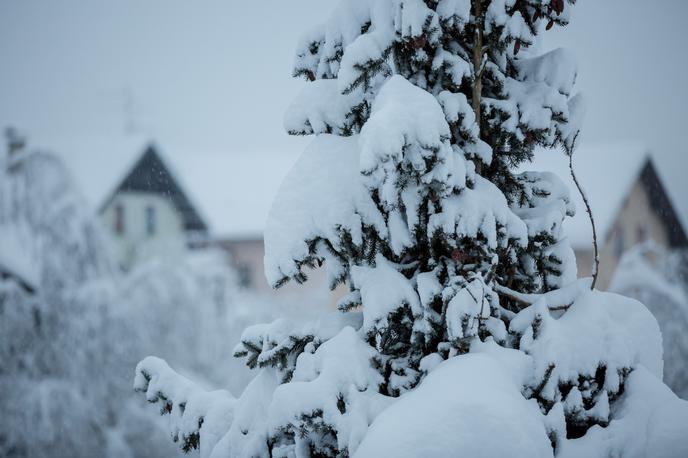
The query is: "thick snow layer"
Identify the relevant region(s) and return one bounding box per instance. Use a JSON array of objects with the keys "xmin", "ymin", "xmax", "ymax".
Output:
[
  {"xmin": 445, "ymin": 278, "xmax": 489, "ymax": 340},
  {"xmin": 360, "ymin": 75, "xmax": 450, "ymax": 177},
  {"xmin": 559, "ymin": 366, "xmax": 688, "ymax": 458},
  {"xmin": 285, "ymin": 79, "xmax": 363, "ymax": 136},
  {"xmin": 512, "ymin": 289, "xmax": 664, "ymax": 397},
  {"xmin": 512, "ymin": 171, "xmax": 573, "ymax": 238},
  {"xmin": 351, "ymin": 255, "xmax": 420, "ymax": 334},
  {"xmin": 355, "ymin": 290, "xmax": 685, "ymax": 458},
  {"xmin": 436, "ymin": 0, "xmax": 471, "ymax": 26},
  {"xmin": 234, "ymin": 311, "xmax": 364, "ymax": 371},
  {"xmin": 429, "ymin": 175, "xmax": 528, "ymax": 249},
  {"xmin": 360, "ymin": 76, "xmax": 467, "ymax": 207},
  {"xmin": 355, "ymin": 344, "xmax": 552, "ymax": 458},
  {"xmin": 263, "ymin": 134, "xmax": 384, "ymax": 286},
  {"xmin": 135, "ymin": 356, "xmax": 236, "ymax": 458},
  {"xmin": 133, "ymin": 286, "xmax": 688, "ymax": 458},
  {"xmin": 516, "ymin": 48, "xmax": 577, "ymax": 97},
  {"xmin": 267, "ymin": 326, "xmax": 391, "ymax": 456}
]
